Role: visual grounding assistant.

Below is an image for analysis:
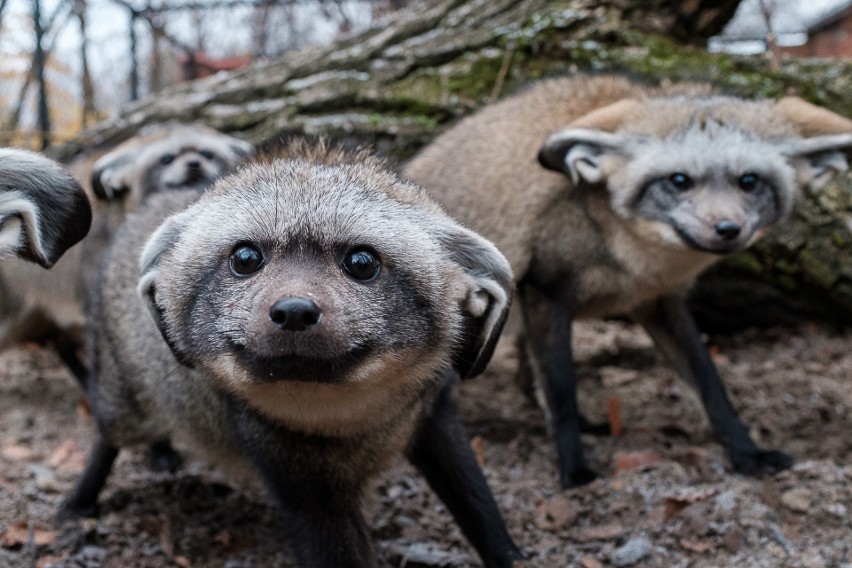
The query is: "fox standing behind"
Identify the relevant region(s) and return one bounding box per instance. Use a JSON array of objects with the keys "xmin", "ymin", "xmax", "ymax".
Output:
[
  {"xmin": 0, "ymin": 124, "xmax": 253, "ymax": 380},
  {"xmin": 404, "ymin": 75, "xmax": 852, "ymax": 488}
]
